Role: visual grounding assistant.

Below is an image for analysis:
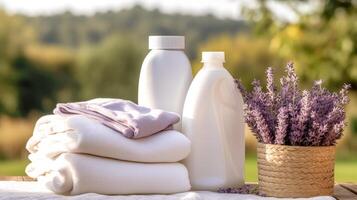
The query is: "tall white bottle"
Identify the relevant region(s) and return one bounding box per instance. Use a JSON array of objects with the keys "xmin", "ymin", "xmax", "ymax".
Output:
[
  {"xmin": 182, "ymin": 52, "xmax": 245, "ymax": 190},
  {"xmin": 138, "ymin": 36, "xmax": 192, "ymax": 130}
]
